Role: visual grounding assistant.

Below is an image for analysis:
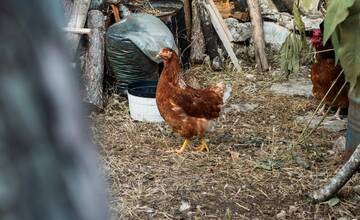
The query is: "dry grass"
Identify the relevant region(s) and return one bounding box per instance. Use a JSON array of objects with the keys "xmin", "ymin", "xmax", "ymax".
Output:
[{"xmin": 91, "ymin": 64, "xmax": 360, "ymax": 219}]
